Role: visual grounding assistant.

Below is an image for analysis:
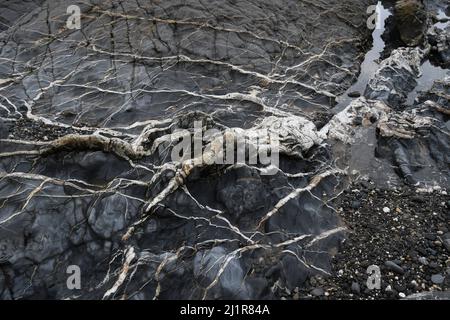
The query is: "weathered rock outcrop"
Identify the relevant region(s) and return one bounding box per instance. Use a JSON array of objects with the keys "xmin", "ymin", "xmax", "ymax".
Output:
[
  {"xmin": 395, "ymin": 0, "xmax": 428, "ymax": 46},
  {"xmin": 0, "ymin": 0, "xmax": 376, "ymax": 300},
  {"xmin": 365, "ymin": 47, "xmax": 425, "ymax": 106},
  {"xmin": 0, "ymin": 0, "xmax": 448, "ymax": 301}
]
